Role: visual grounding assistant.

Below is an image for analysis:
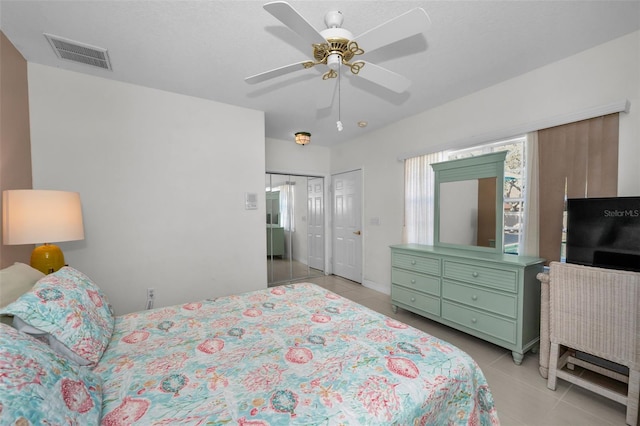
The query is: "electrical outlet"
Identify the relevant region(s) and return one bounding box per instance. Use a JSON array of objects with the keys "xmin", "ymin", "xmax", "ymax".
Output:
[{"xmin": 145, "ymin": 288, "xmax": 155, "ymax": 310}]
